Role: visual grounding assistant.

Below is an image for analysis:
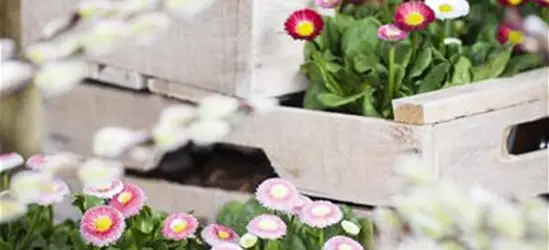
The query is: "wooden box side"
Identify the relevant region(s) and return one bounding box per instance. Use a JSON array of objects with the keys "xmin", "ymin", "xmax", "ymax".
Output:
[
  {"xmin": 432, "ymin": 99, "xmax": 548, "ymax": 198},
  {"xmin": 393, "ymin": 67, "xmax": 549, "ymax": 125},
  {"xmin": 223, "ymin": 107, "xmax": 434, "ymax": 205}
]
